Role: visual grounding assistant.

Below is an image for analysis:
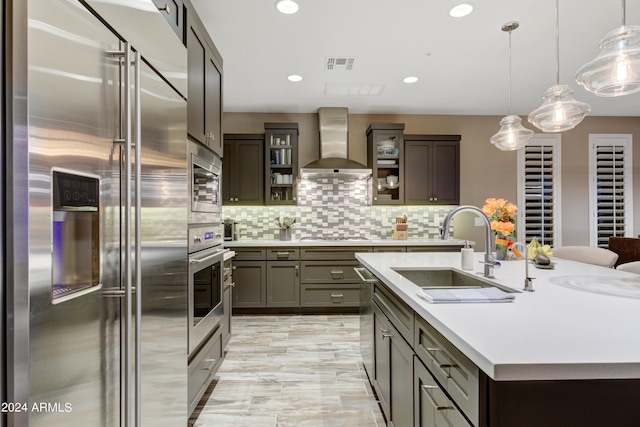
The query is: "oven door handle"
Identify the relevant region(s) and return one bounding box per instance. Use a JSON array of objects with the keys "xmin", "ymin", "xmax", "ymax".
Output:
[{"xmin": 190, "ymin": 250, "xmax": 227, "ymax": 265}]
